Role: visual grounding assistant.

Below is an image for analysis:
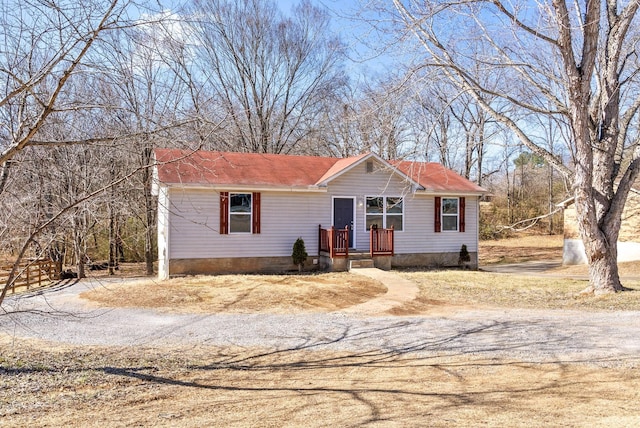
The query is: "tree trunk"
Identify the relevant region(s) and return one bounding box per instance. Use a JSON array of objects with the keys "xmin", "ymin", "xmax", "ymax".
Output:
[
  {"xmin": 476, "ymin": 117, "xmax": 485, "ymax": 186},
  {"xmin": 573, "ymin": 167, "xmax": 625, "ymax": 294},
  {"xmin": 73, "ymin": 210, "xmax": 86, "ymax": 279},
  {"xmin": 0, "ymin": 161, "xmax": 10, "ymax": 195},
  {"xmin": 438, "ymin": 119, "xmax": 448, "ymax": 167},
  {"xmin": 464, "ymin": 132, "xmax": 473, "ymax": 179},
  {"xmin": 108, "ymin": 203, "xmax": 116, "ymax": 276},
  {"xmin": 142, "ymin": 145, "xmax": 155, "ymax": 276},
  {"xmin": 108, "ymin": 160, "xmax": 116, "ymax": 275},
  {"xmin": 548, "ymin": 164, "xmax": 553, "ymax": 235},
  {"xmin": 75, "ymin": 235, "xmax": 86, "ymax": 279},
  {"xmin": 584, "ymin": 244, "xmax": 624, "ymax": 294}
]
